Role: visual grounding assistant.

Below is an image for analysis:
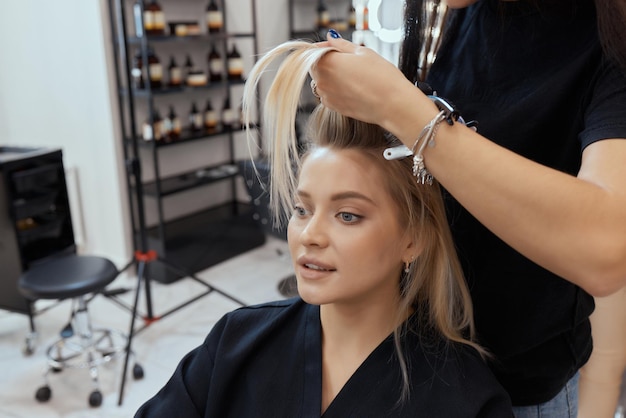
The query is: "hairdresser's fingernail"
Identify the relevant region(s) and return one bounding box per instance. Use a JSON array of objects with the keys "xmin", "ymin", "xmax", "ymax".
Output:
[{"xmin": 328, "ymin": 29, "xmax": 341, "ymax": 39}]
